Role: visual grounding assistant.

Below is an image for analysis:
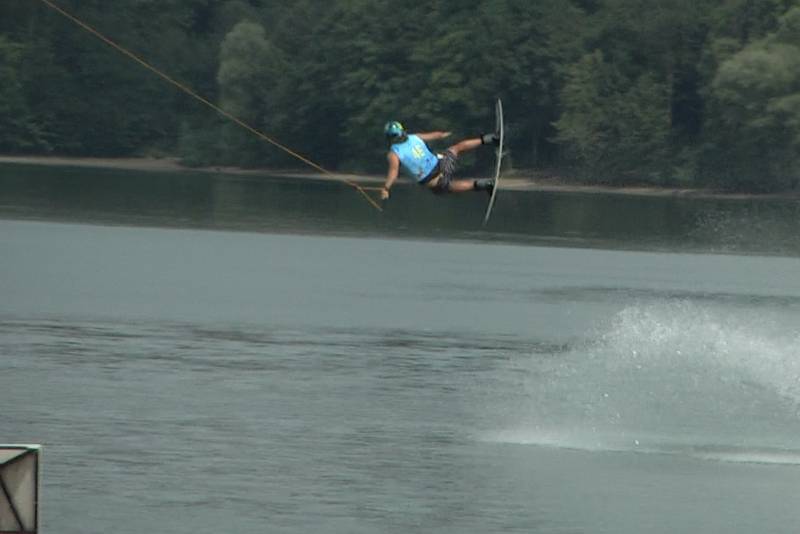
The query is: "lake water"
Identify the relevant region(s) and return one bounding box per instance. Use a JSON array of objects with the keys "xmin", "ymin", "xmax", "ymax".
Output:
[{"xmin": 1, "ymin": 164, "xmax": 800, "ymax": 533}]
